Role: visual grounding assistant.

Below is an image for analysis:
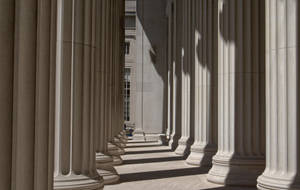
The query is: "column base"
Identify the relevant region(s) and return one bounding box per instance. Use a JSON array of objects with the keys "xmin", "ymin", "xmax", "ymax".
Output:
[
  {"xmin": 113, "ymin": 136, "xmax": 126, "ymax": 148},
  {"xmin": 157, "ymin": 134, "xmax": 168, "ymax": 145},
  {"xmin": 107, "ymin": 142, "xmax": 124, "ymax": 165},
  {"xmin": 97, "ymin": 165, "xmax": 119, "ymax": 185},
  {"xmin": 119, "ymin": 130, "xmax": 128, "ymax": 142},
  {"xmin": 207, "ymin": 154, "xmax": 265, "ymax": 186},
  {"xmin": 54, "ymin": 173, "xmax": 103, "ymax": 190},
  {"xmin": 257, "ymin": 172, "xmax": 300, "ymax": 190},
  {"xmin": 107, "ymin": 142, "xmax": 125, "ymax": 156},
  {"xmin": 96, "ymin": 152, "xmax": 120, "ymax": 184},
  {"xmin": 174, "ymin": 137, "xmax": 191, "ymax": 156},
  {"xmin": 112, "ymin": 155, "xmax": 123, "ymax": 165},
  {"xmin": 96, "ymin": 152, "xmax": 113, "ymax": 168},
  {"xmin": 169, "ymin": 134, "xmax": 179, "ymax": 151},
  {"xmin": 186, "ymin": 143, "xmax": 216, "ymax": 166},
  {"xmin": 117, "ymin": 131, "xmax": 128, "ymax": 143}
]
